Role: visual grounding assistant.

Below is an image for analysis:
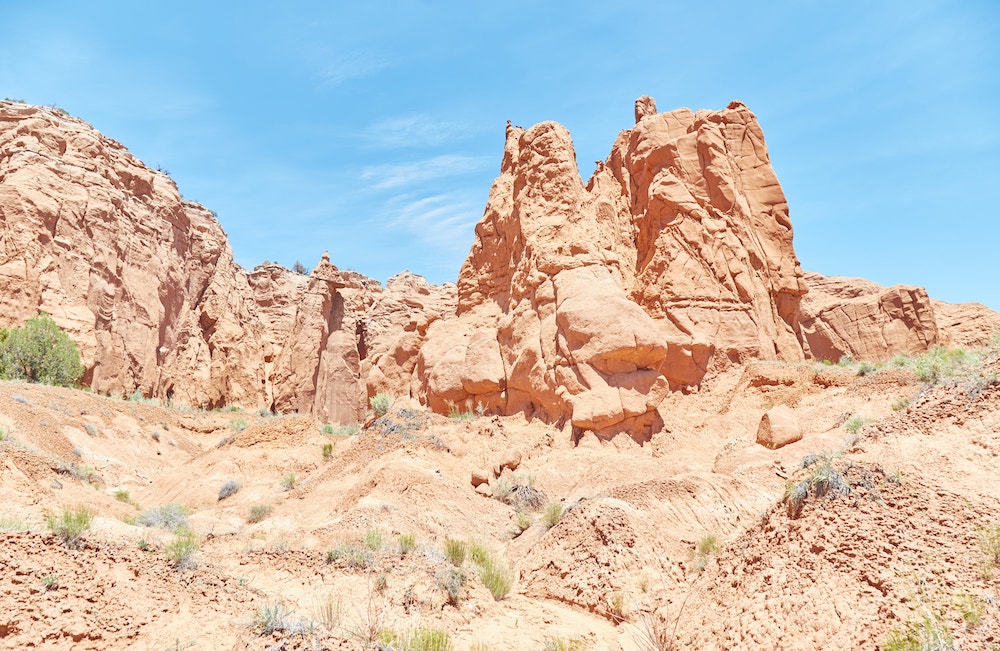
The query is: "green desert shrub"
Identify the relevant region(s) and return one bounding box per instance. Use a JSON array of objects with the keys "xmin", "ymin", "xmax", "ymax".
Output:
[
  {"xmin": 165, "ymin": 527, "xmax": 198, "ymax": 570},
  {"xmin": 325, "ymin": 542, "xmax": 373, "ymax": 568},
  {"xmin": 247, "ymin": 504, "xmax": 272, "ymax": 523},
  {"xmin": 436, "ymin": 566, "xmax": 466, "ymax": 605},
  {"xmin": 0, "ymin": 313, "xmax": 83, "ymax": 387},
  {"xmin": 46, "ymin": 505, "xmax": 93, "ymax": 548},
  {"xmin": 369, "ymin": 393, "xmax": 391, "ymax": 416}
]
